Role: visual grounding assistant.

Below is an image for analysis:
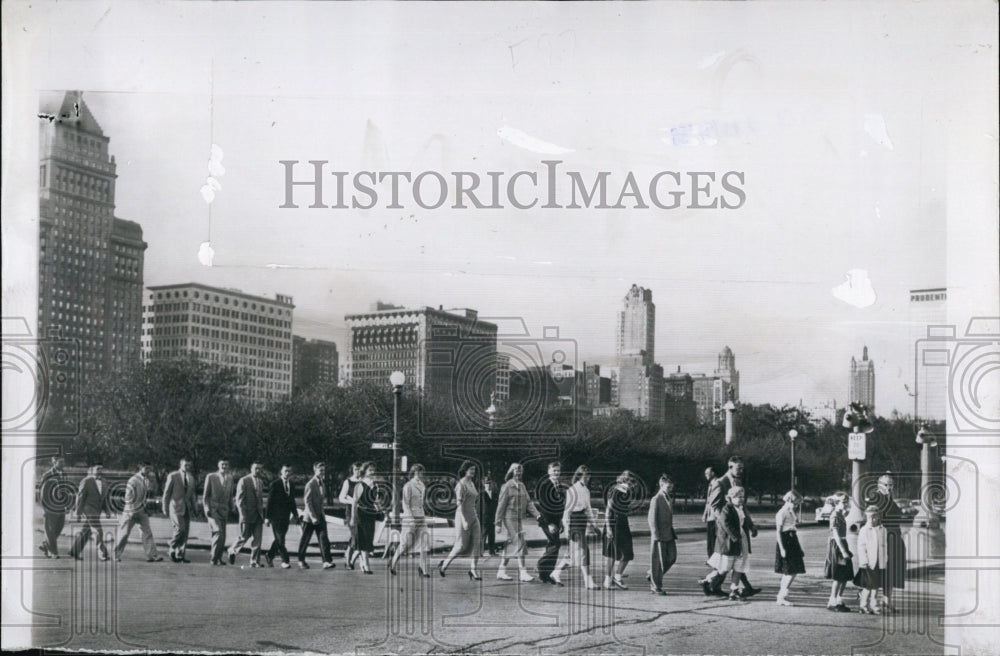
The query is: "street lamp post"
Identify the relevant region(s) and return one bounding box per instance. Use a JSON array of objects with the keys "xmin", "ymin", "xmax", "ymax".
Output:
[
  {"xmin": 389, "ymin": 371, "xmax": 405, "ymax": 527},
  {"xmin": 788, "ymin": 429, "xmax": 798, "ymax": 494}
]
